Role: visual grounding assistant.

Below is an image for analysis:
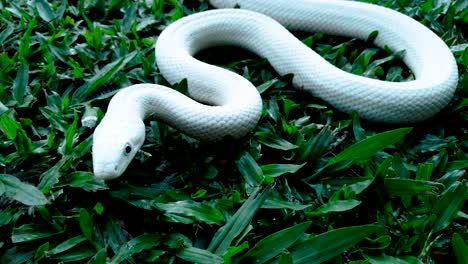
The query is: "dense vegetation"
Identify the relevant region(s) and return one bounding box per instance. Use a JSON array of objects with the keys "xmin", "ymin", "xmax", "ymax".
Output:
[{"xmin": 1, "ymin": 0, "xmax": 467, "ymax": 263}]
